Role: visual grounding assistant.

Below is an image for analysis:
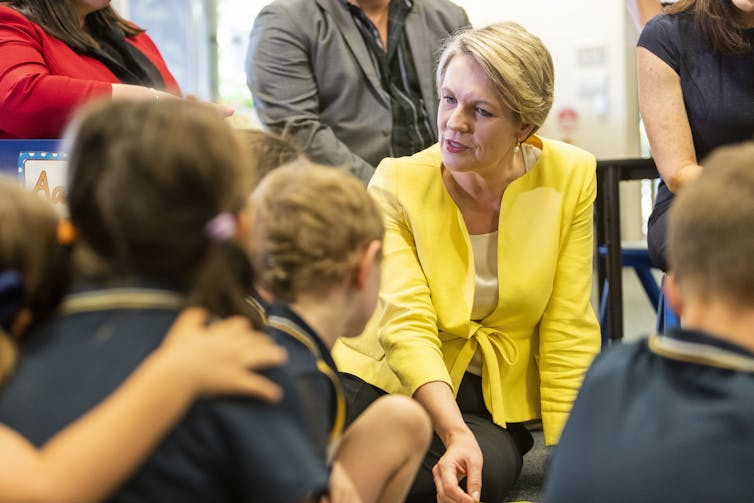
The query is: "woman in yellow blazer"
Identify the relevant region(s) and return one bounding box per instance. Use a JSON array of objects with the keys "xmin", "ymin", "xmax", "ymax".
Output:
[{"xmin": 333, "ymin": 21, "xmax": 600, "ymax": 503}]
